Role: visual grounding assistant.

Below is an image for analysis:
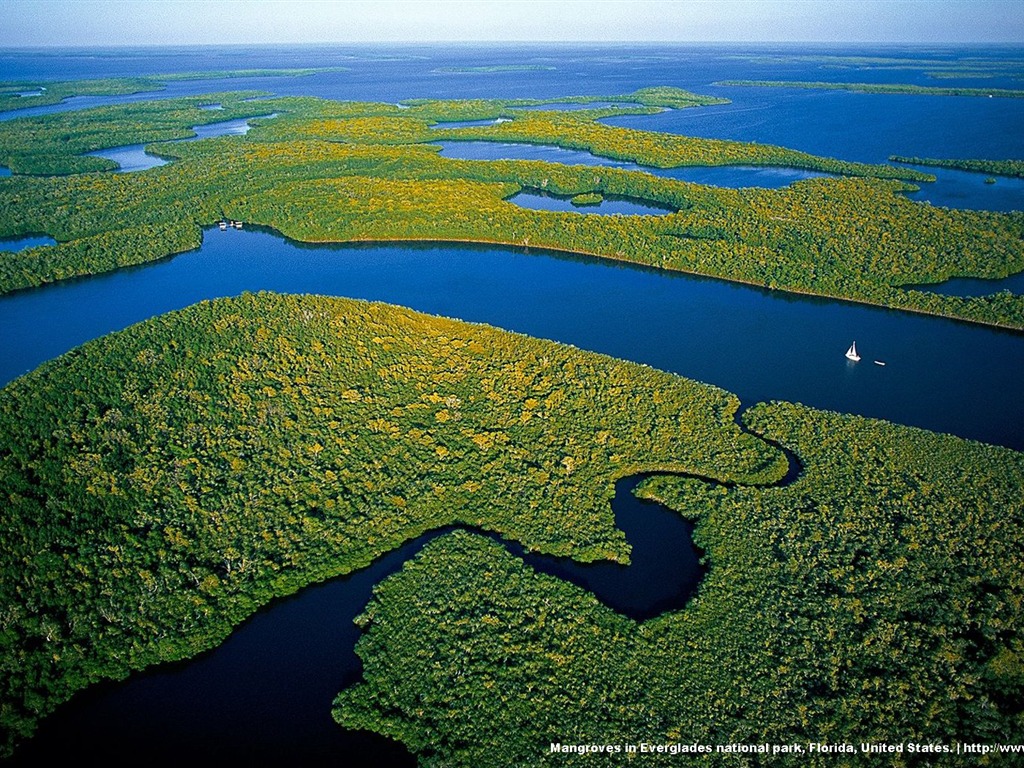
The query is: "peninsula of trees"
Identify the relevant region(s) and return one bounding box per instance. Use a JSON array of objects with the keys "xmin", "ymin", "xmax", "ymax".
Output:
[
  {"xmin": 718, "ymin": 79, "xmax": 1024, "ymax": 98},
  {"xmin": 890, "ymin": 155, "xmax": 1024, "ymax": 179},
  {"xmin": 0, "ymin": 292, "xmax": 784, "ymax": 756}
]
